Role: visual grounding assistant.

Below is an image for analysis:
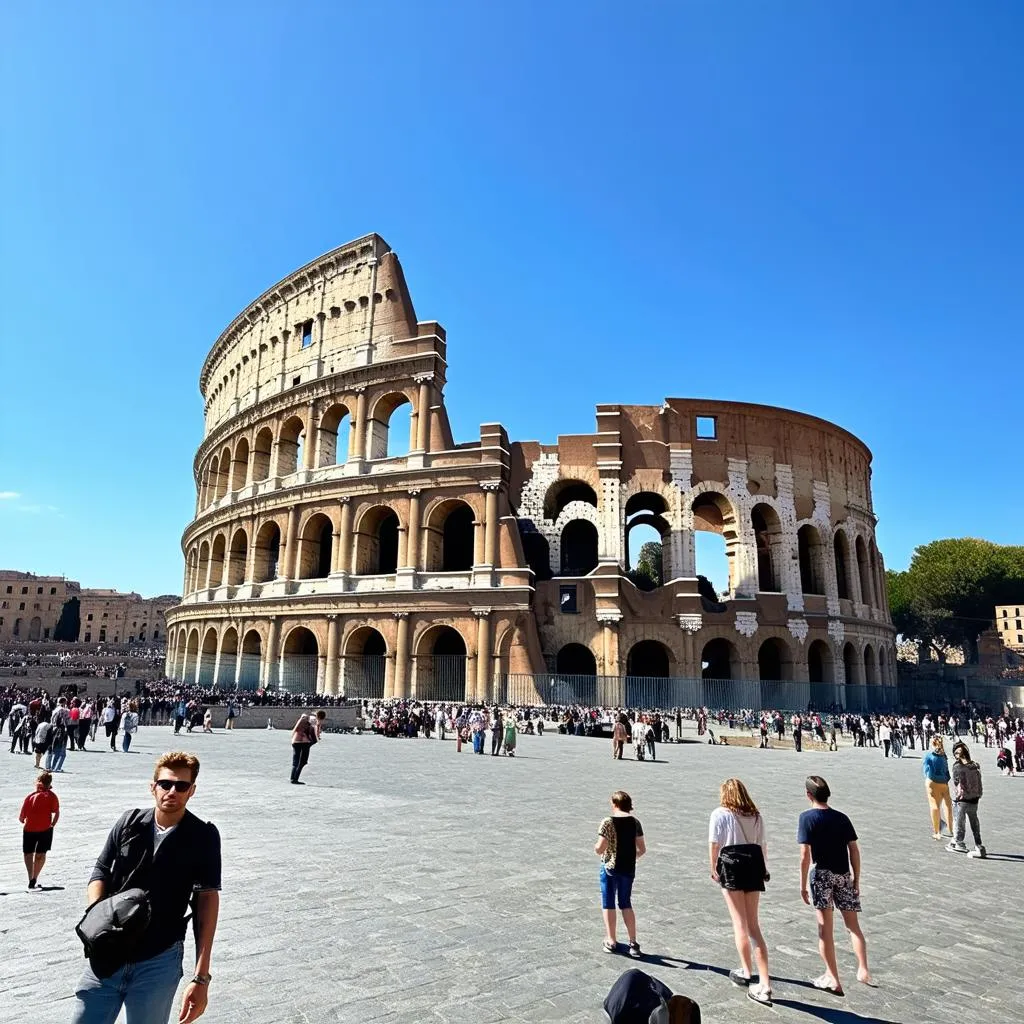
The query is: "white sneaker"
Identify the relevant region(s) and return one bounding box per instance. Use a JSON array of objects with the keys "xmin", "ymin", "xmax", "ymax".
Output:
[{"xmin": 968, "ymin": 846, "xmax": 987, "ymax": 859}]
